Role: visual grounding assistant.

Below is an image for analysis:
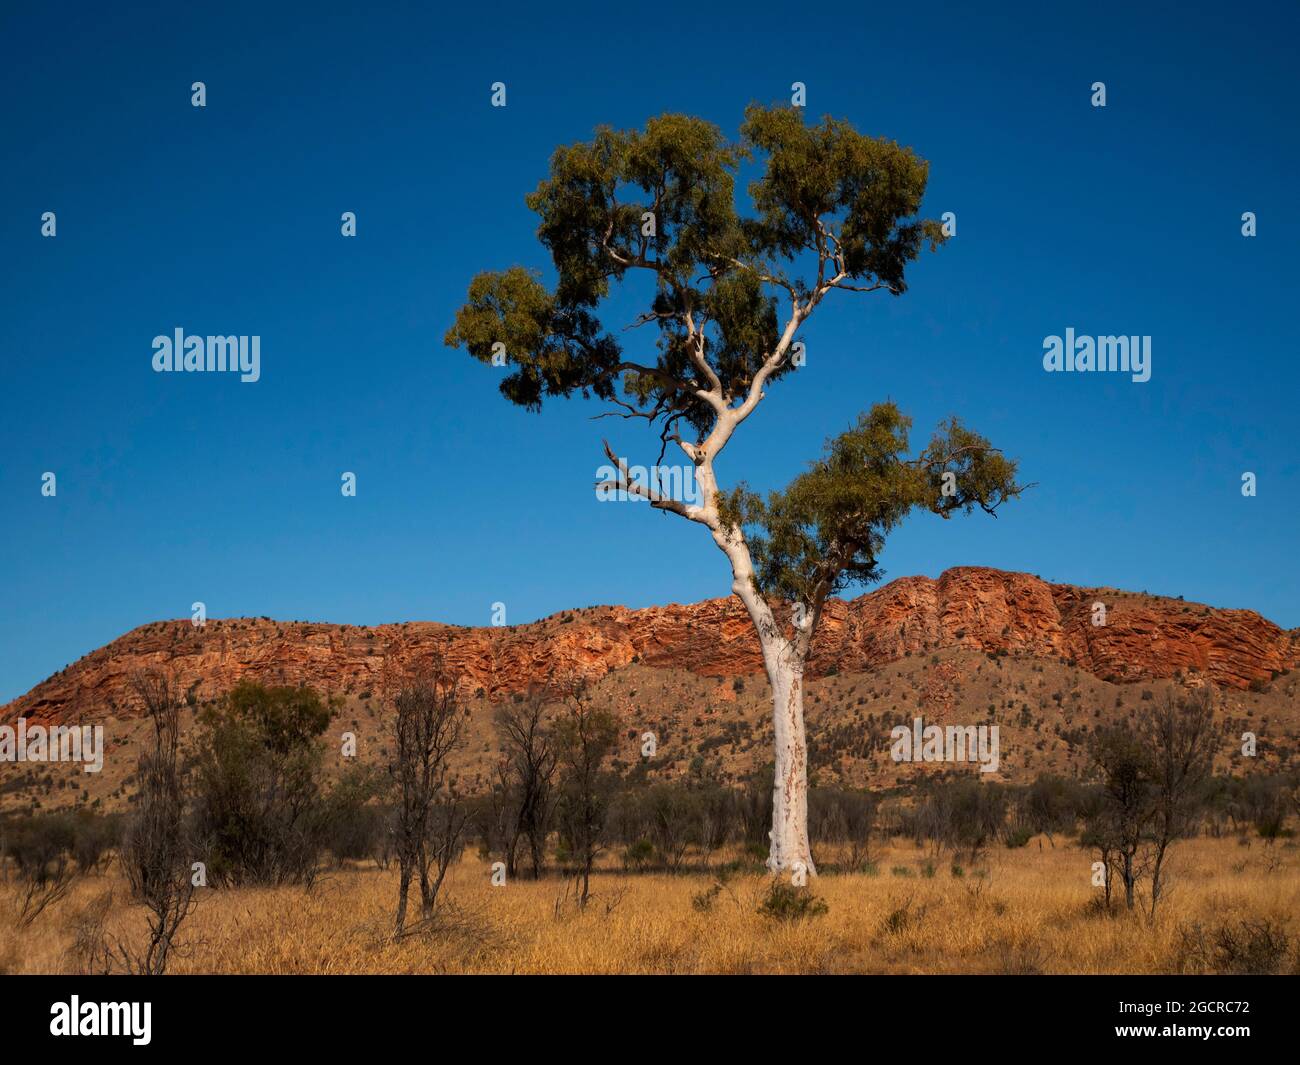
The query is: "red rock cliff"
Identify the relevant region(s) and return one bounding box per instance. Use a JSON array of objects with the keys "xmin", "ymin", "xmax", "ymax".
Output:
[{"xmin": 5, "ymin": 567, "xmax": 1296, "ymax": 726}]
